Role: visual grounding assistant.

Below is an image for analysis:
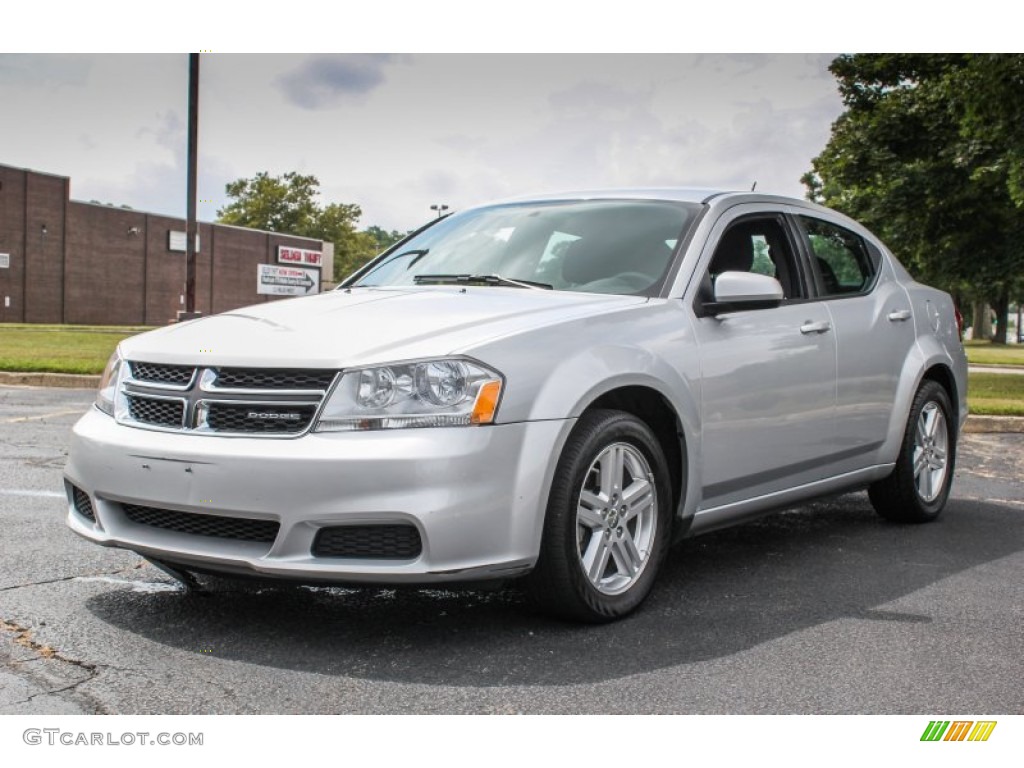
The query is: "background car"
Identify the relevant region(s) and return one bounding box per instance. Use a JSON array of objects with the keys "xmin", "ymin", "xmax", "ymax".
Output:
[{"xmin": 65, "ymin": 189, "xmax": 968, "ymax": 622}]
